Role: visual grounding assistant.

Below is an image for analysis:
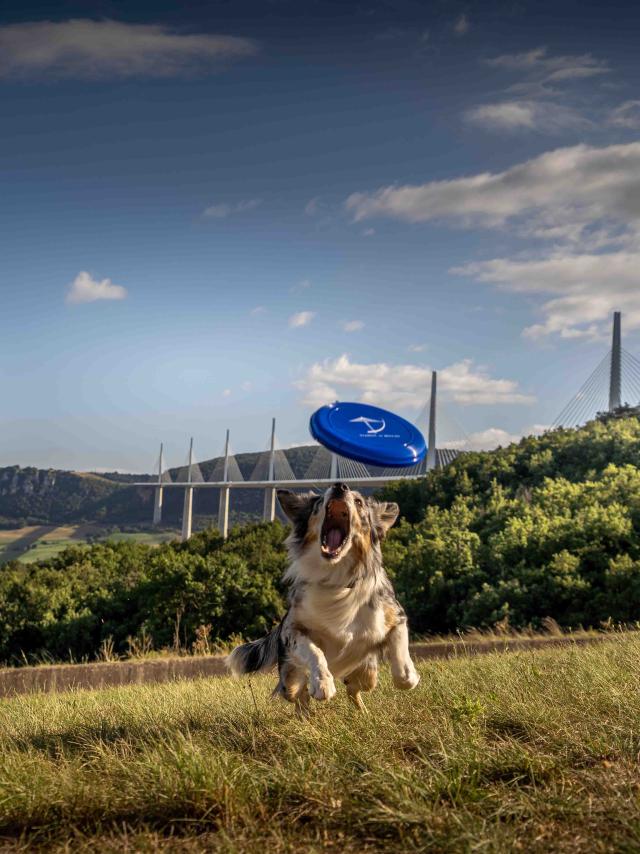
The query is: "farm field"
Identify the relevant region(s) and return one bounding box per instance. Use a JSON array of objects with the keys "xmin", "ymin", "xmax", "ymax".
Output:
[
  {"xmin": 0, "ymin": 525, "xmax": 178, "ymax": 565},
  {"xmin": 2, "ymin": 635, "xmax": 640, "ymax": 851}
]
